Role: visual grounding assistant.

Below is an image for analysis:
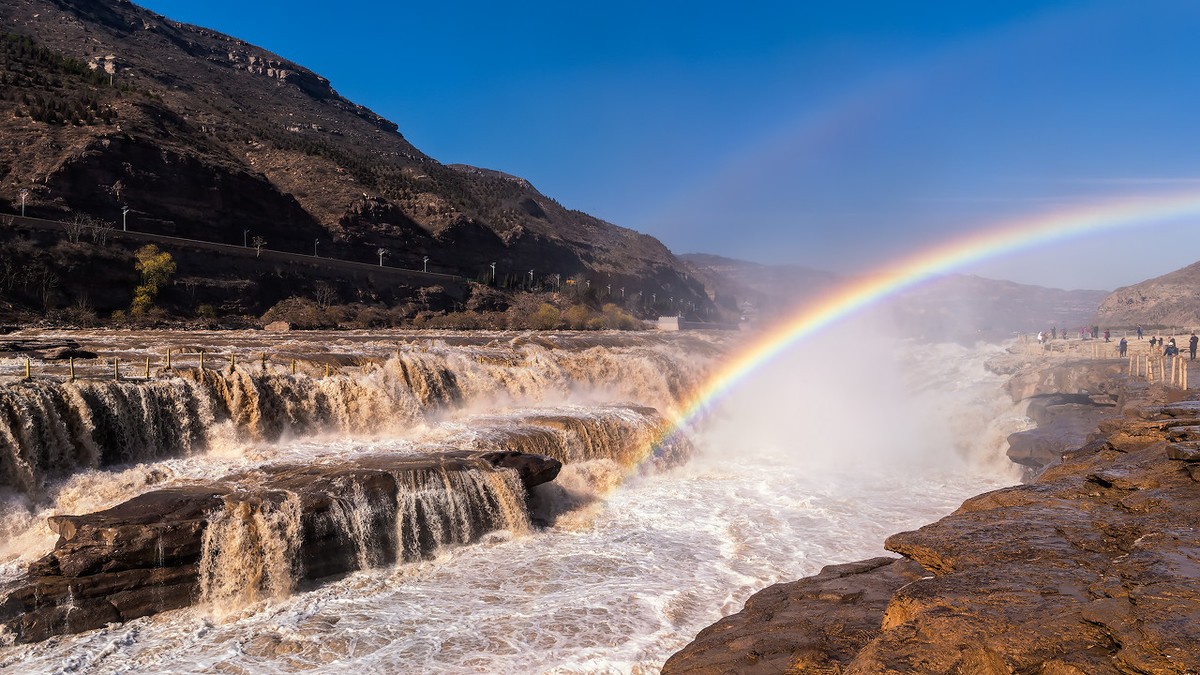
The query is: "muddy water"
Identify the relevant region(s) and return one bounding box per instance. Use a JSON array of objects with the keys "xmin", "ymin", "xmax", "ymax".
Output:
[{"xmin": 0, "ymin": 329, "xmax": 1024, "ymax": 673}]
